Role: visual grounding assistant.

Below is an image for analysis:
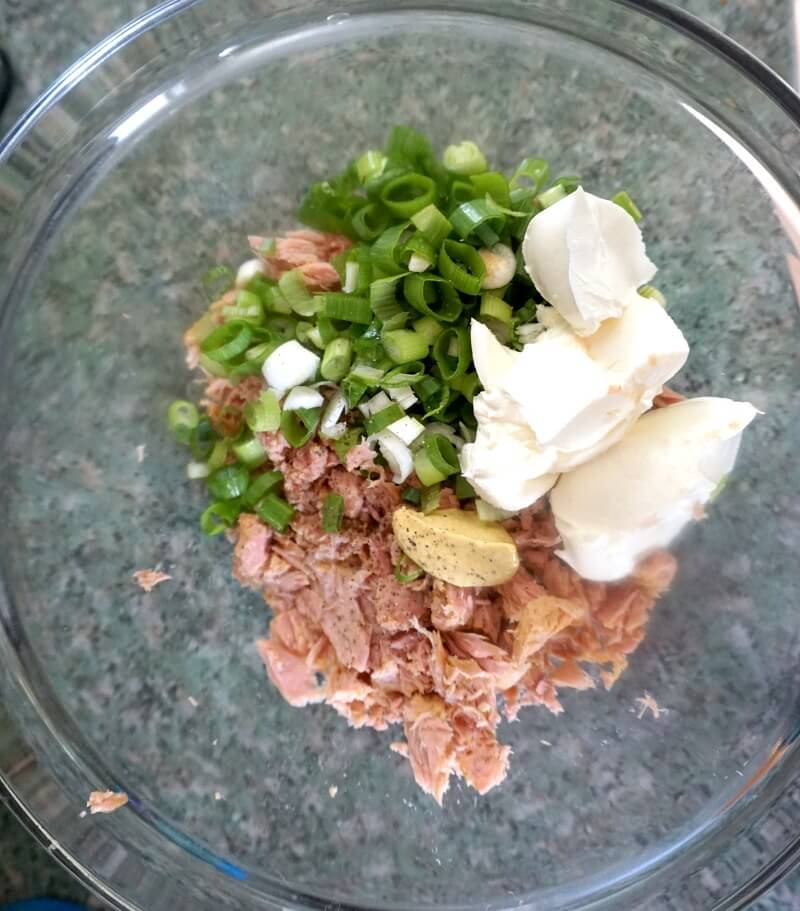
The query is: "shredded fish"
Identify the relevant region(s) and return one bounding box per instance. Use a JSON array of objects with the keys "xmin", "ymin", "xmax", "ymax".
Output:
[
  {"xmin": 635, "ymin": 691, "xmax": 665, "ymax": 719},
  {"xmin": 133, "ymin": 569, "xmax": 172, "ymax": 592},
  {"xmin": 86, "ymin": 790, "xmax": 128, "ymax": 815}
]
